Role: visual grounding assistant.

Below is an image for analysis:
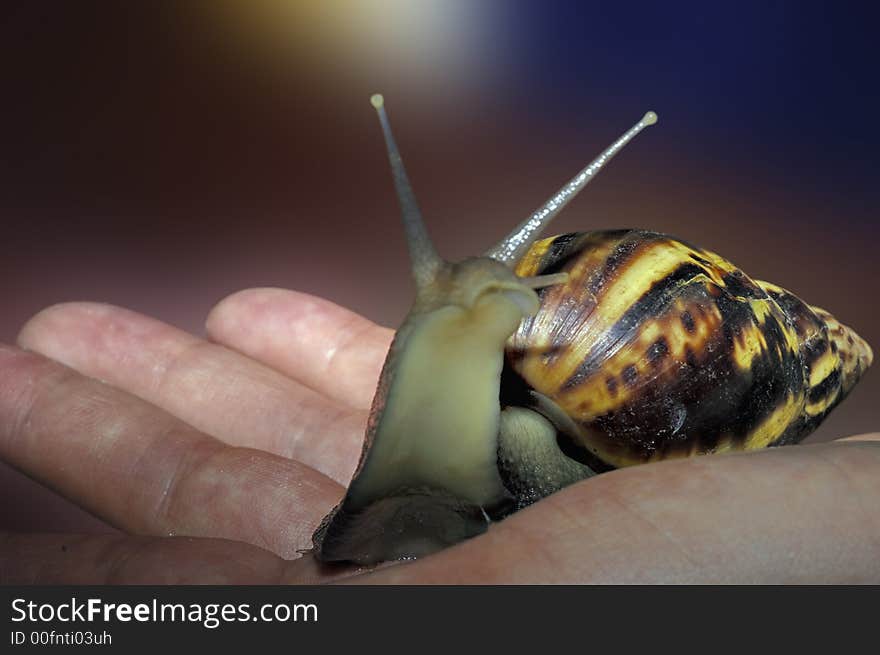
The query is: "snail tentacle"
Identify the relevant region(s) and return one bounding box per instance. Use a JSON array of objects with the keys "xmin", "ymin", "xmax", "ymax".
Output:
[
  {"xmin": 517, "ymin": 272, "xmax": 570, "ymax": 289},
  {"xmin": 371, "ymin": 93, "xmax": 443, "ymax": 290},
  {"xmin": 486, "ymin": 111, "xmax": 658, "ymax": 266}
]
